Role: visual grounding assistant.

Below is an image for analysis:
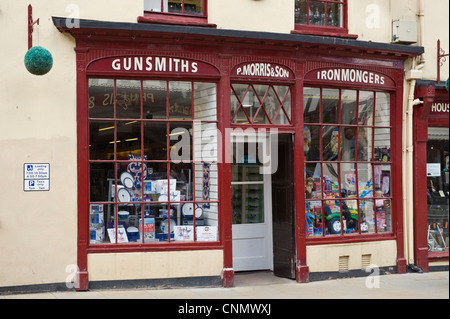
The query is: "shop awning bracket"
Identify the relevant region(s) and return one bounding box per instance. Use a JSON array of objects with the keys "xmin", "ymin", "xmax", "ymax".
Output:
[
  {"xmin": 28, "ymin": 4, "xmax": 40, "ymax": 50},
  {"xmin": 437, "ymin": 39, "xmax": 448, "ymax": 84}
]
